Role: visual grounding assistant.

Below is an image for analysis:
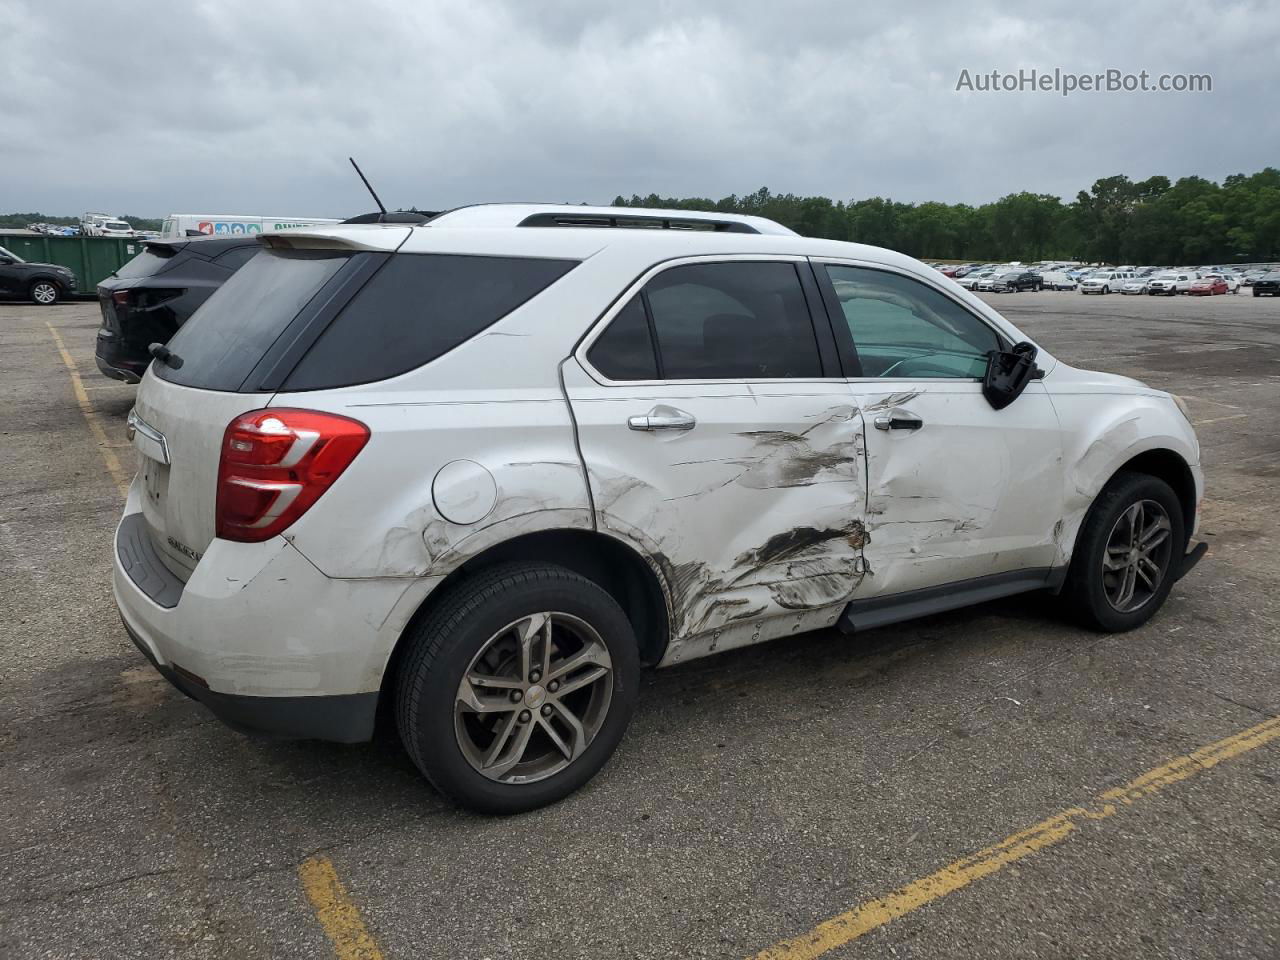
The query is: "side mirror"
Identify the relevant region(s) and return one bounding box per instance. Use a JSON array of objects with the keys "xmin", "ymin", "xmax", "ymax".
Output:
[
  {"xmin": 983, "ymin": 341, "xmax": 1040, "ymax": 410},
  {"xmin": 0, "ymin": 256, "xmax": 12, "ymax": 265}
]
